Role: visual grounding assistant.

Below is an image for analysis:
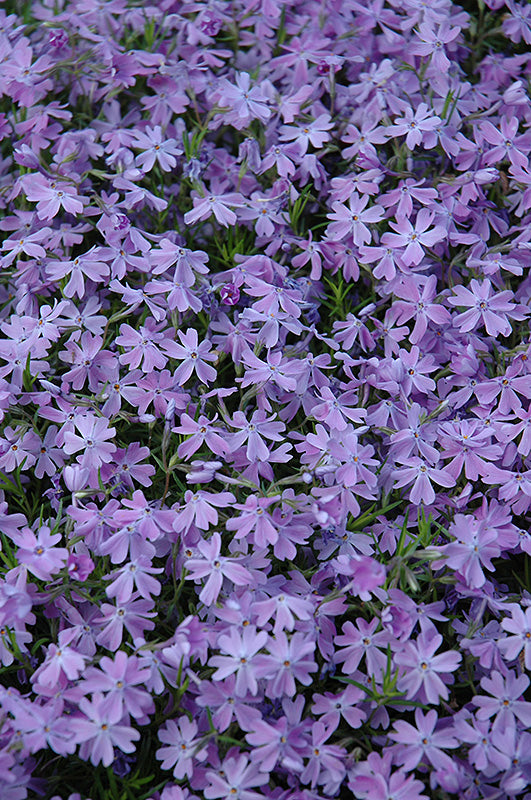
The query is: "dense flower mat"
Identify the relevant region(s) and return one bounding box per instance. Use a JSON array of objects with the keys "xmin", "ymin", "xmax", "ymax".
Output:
[{"xmin": 1, "ymin": 0, "xmax": 531, "ymax": 798}]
